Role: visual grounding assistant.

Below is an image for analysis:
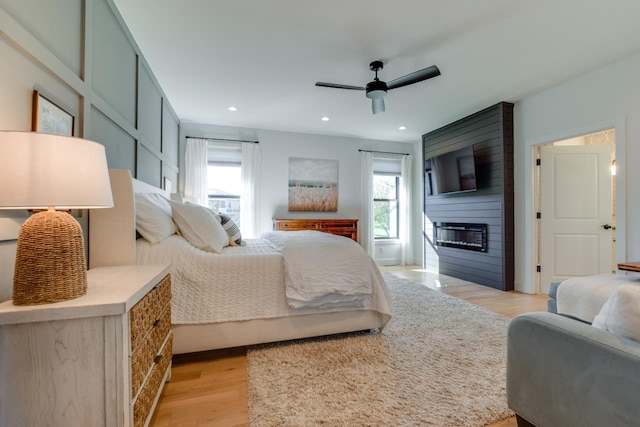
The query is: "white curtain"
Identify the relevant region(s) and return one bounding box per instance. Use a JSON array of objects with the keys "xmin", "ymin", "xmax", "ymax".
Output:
[
  {"xmin": 184, "ymin": 138, "xmax": 208, "ymax": 206},
  {"xmin": 400, "ymin": 154, "xmax": 413, "ymax": 265},
  {"xmin": 241, "ymin": 142, "xmax": 261, "ymax": 238},
  {"xmin": 360, "ymin": 151, "xmax": 375, "ymax": 256}
]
